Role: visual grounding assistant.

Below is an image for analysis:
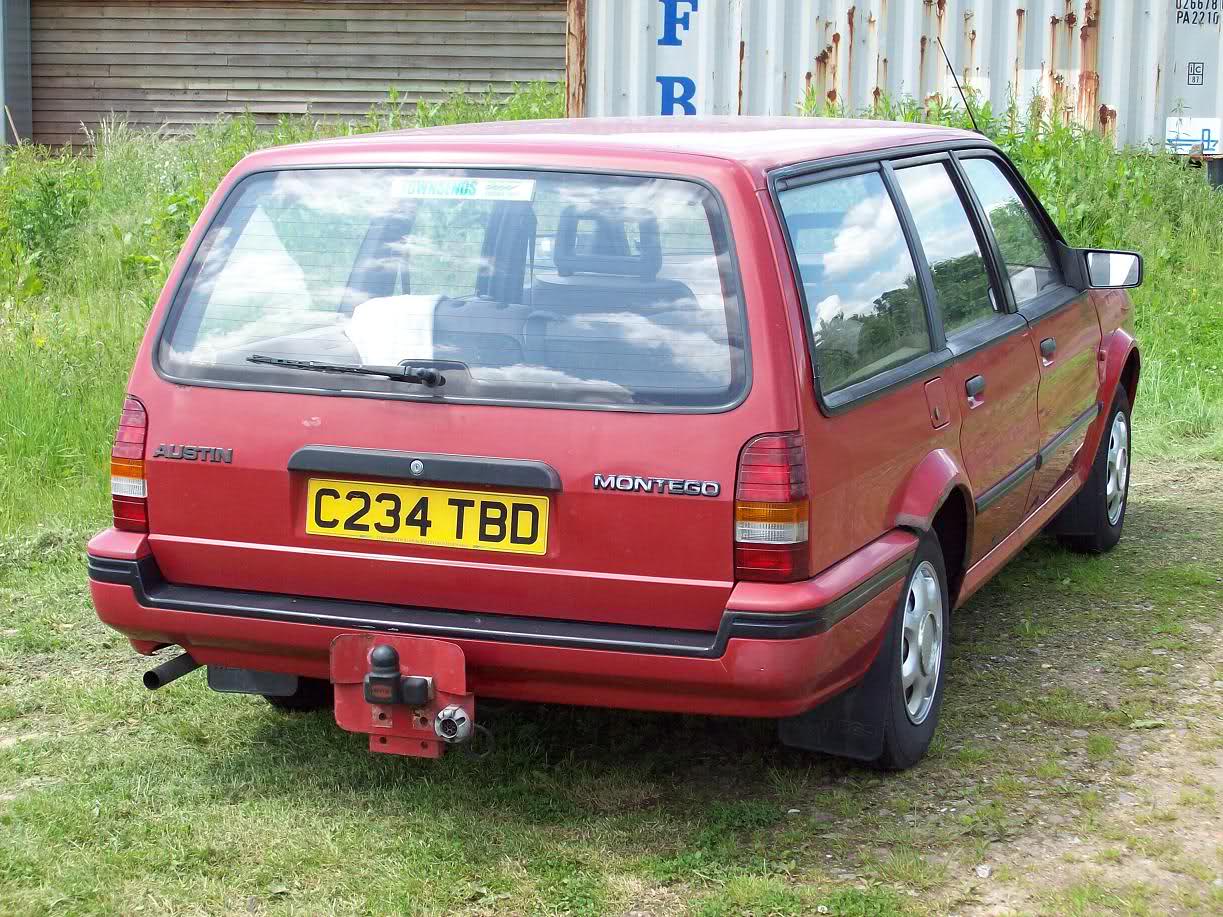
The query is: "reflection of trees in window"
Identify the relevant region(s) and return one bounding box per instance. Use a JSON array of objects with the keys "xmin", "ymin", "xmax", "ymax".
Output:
[
  {"xmin": 928, "ymin": 251, "xmax": 994, "ymax": 335},
  {"xmin": 813, "ymin": 273, "xmax": 926, "ymax": 390},
  {"xmin": 989, "ymin": 200, "xmax": 1050, "ymax": 273}
]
